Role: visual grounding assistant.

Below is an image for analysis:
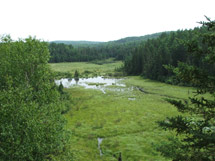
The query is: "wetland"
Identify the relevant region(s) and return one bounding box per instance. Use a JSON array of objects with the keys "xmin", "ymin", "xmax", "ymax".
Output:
[{"xmin": 51, "ymin": 61, "xmax": 194, "ymax": 161}]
